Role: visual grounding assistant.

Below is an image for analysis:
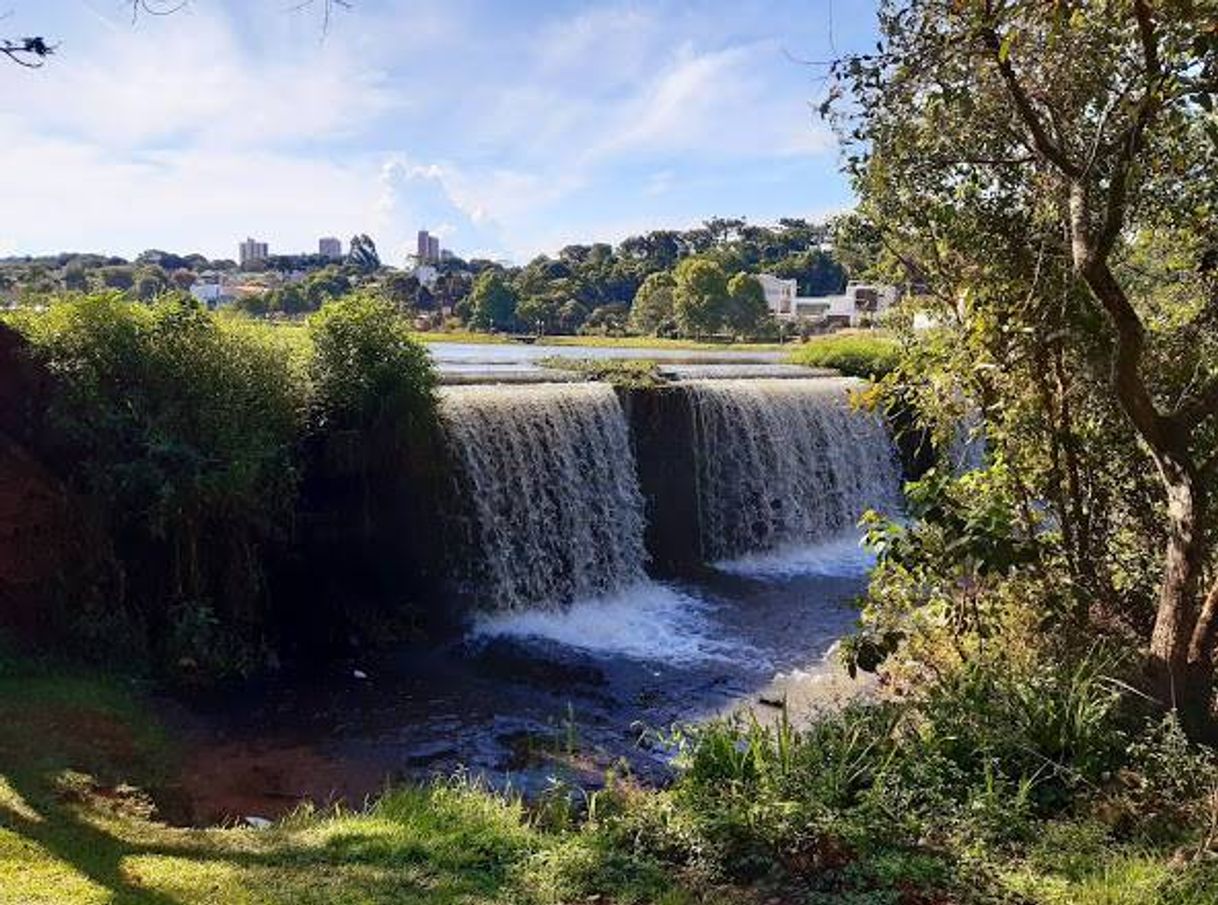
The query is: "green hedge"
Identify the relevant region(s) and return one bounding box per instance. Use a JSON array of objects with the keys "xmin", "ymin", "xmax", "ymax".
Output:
[{"xmin": 789, "ymin": 332, "xmax": 900, "ymax": 378}]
